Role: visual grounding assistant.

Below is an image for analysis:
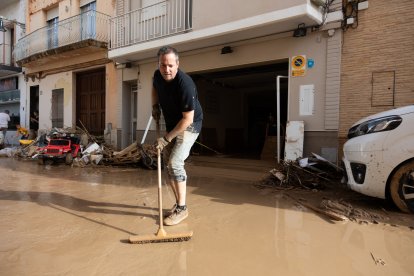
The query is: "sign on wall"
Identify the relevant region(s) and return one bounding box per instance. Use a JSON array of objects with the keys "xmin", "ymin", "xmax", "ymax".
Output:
[{"xmin": 291, "ymin": 55, "xmax": 306, "ymax": 77}]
